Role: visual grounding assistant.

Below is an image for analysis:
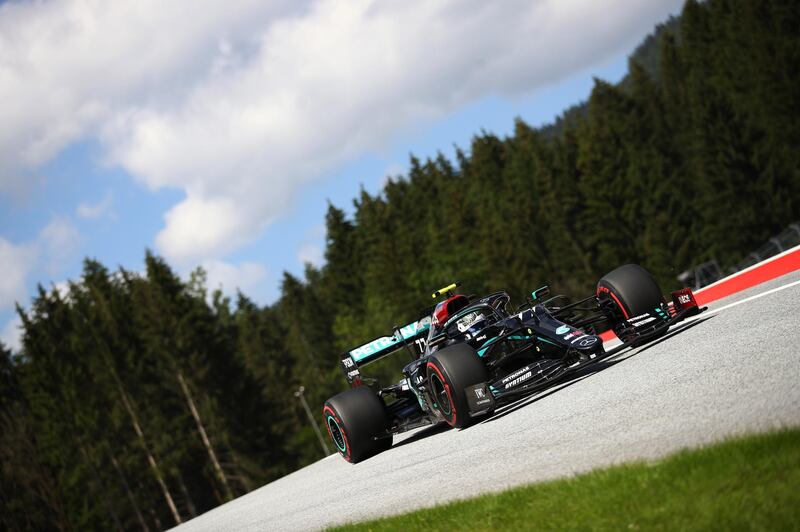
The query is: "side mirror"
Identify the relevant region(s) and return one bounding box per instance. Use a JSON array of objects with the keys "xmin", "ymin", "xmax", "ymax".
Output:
[{"xmin": 531, "ymin": 285, "xmax": 550, "ymax": 301}]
